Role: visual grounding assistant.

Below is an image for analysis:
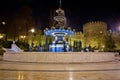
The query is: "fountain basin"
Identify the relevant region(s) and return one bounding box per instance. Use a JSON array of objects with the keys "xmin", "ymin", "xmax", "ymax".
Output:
[{"xmin": 3, "ymin": 52, "xmax": 116, "ymax": 63}]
